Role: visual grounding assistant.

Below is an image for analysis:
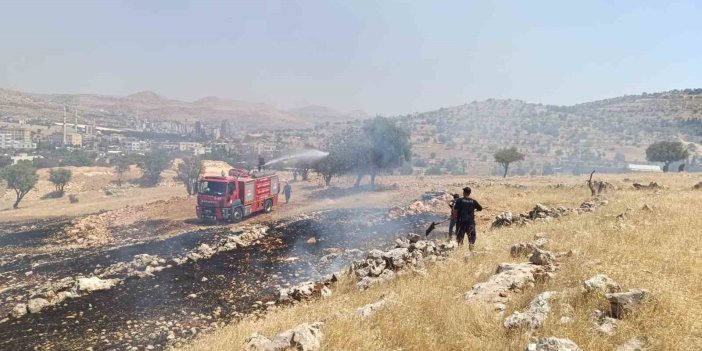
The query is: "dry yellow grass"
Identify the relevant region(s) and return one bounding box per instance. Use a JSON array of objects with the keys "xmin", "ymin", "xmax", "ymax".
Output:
[{"xmin": 181, "ymin": 173, "xmax": 702, "ymax": 351}]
